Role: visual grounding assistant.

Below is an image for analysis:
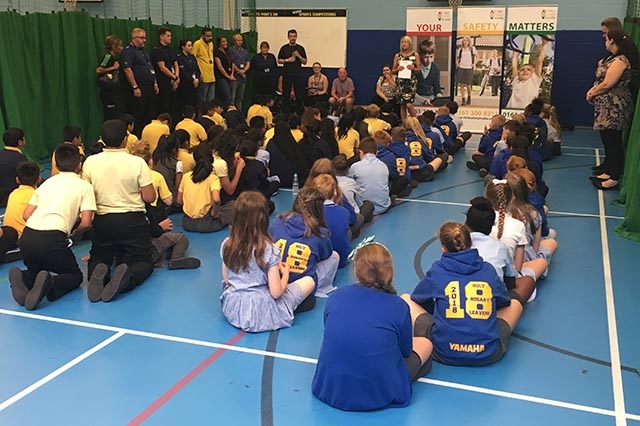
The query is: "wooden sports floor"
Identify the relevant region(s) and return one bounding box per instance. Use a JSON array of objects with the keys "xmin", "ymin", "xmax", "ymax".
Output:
[{"xmin": 0, "ymin": 129, "xmax": 638, "ymax": 425}]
